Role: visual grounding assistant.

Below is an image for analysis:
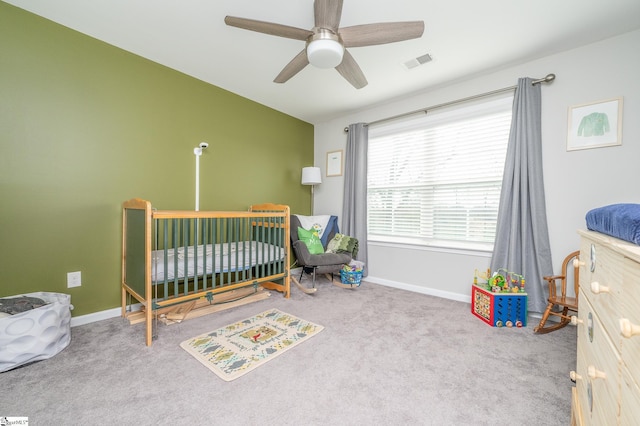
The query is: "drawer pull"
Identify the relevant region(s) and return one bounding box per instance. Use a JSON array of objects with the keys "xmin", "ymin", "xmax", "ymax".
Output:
[
  {"xmin": 587, "ymin": 365, "xmax": 606, "ymax": 380},
  {"xmin": 570, "ymin": 316, "xmax": 582, "ymax": 325},
  {"xmin": 619, "ymin": 318, "xmax": 640, "ymax": 338},
  {"xmin": 573, "ymin": 259, "xmax": 585, "ymax": 268},
  {"xmin": 590, "ymin": 281, "xmax": 610, "ymax": 294},
  {"xmin": 570, "ymin": 371, "xmax": 582, "ymax": 382}
]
